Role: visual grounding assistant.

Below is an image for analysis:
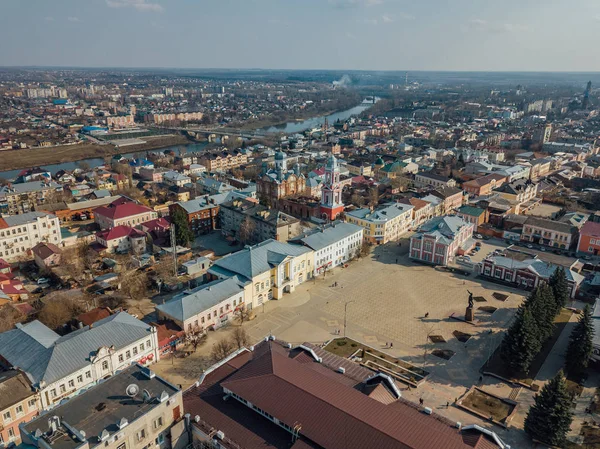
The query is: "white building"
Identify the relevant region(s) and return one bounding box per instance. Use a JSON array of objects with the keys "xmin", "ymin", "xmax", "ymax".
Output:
[
  {"xmin": 0, "ymin": 212, "xmax": 62, "ymax": 262},
  {"xmin": 291, "ymin": 222, "xmax": 363, "ymax": 276},
  {"xmin": 346, "ymin": 203, "xmax": 414, "ymax": 245},
  {"xmin": 156, "ymin": 277, "xmax": 245, "ymax": 332},
  {"xmin": 163, "ymin": 171, "xmax": 192, "ymax": 187},
  {"xmin": 0, "ymin": 312, "xmax": 160, "ymax": 410}
]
